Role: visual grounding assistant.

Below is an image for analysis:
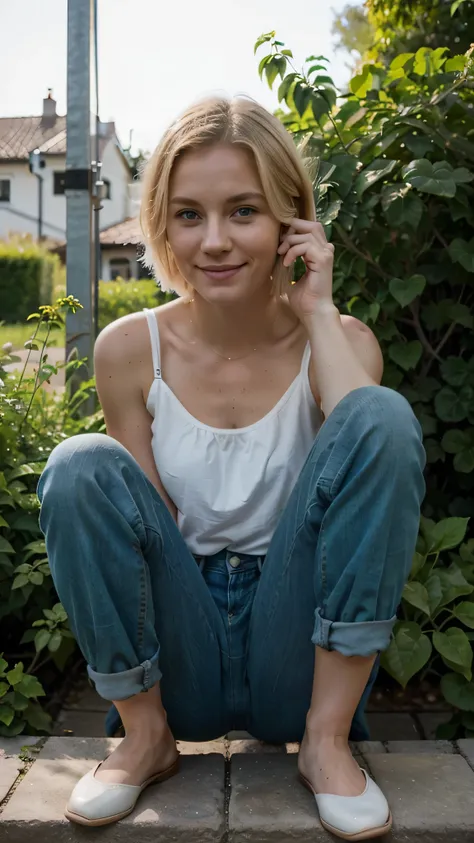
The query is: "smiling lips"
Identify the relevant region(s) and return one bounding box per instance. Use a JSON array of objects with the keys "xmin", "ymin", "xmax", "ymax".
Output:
[{"xmin": 198, "ymin": 264, "xmax": 246, "ymax": 280}]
